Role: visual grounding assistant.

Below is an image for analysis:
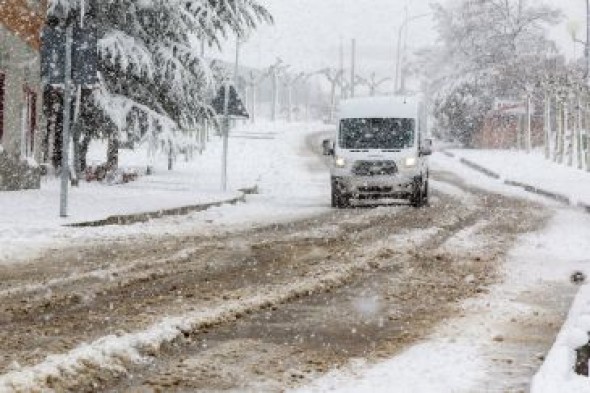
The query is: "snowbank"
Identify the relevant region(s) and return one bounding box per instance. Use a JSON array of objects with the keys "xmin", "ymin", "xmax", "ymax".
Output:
[
  {"xmin": 449, "ymin": 149, "xmax": 590, "ymax": 208},
  {"xmin": 532, "ymin": 284, "xmax": 590, "ymax": 393}
]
